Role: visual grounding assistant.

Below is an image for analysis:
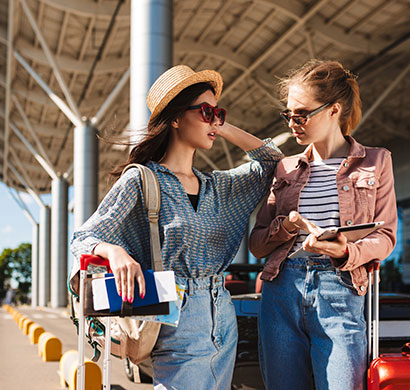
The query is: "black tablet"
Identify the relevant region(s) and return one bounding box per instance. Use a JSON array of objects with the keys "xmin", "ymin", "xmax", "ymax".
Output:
[{"xmin": 289, "ymin": 221, "xmax": 384, "ymax": 259}]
